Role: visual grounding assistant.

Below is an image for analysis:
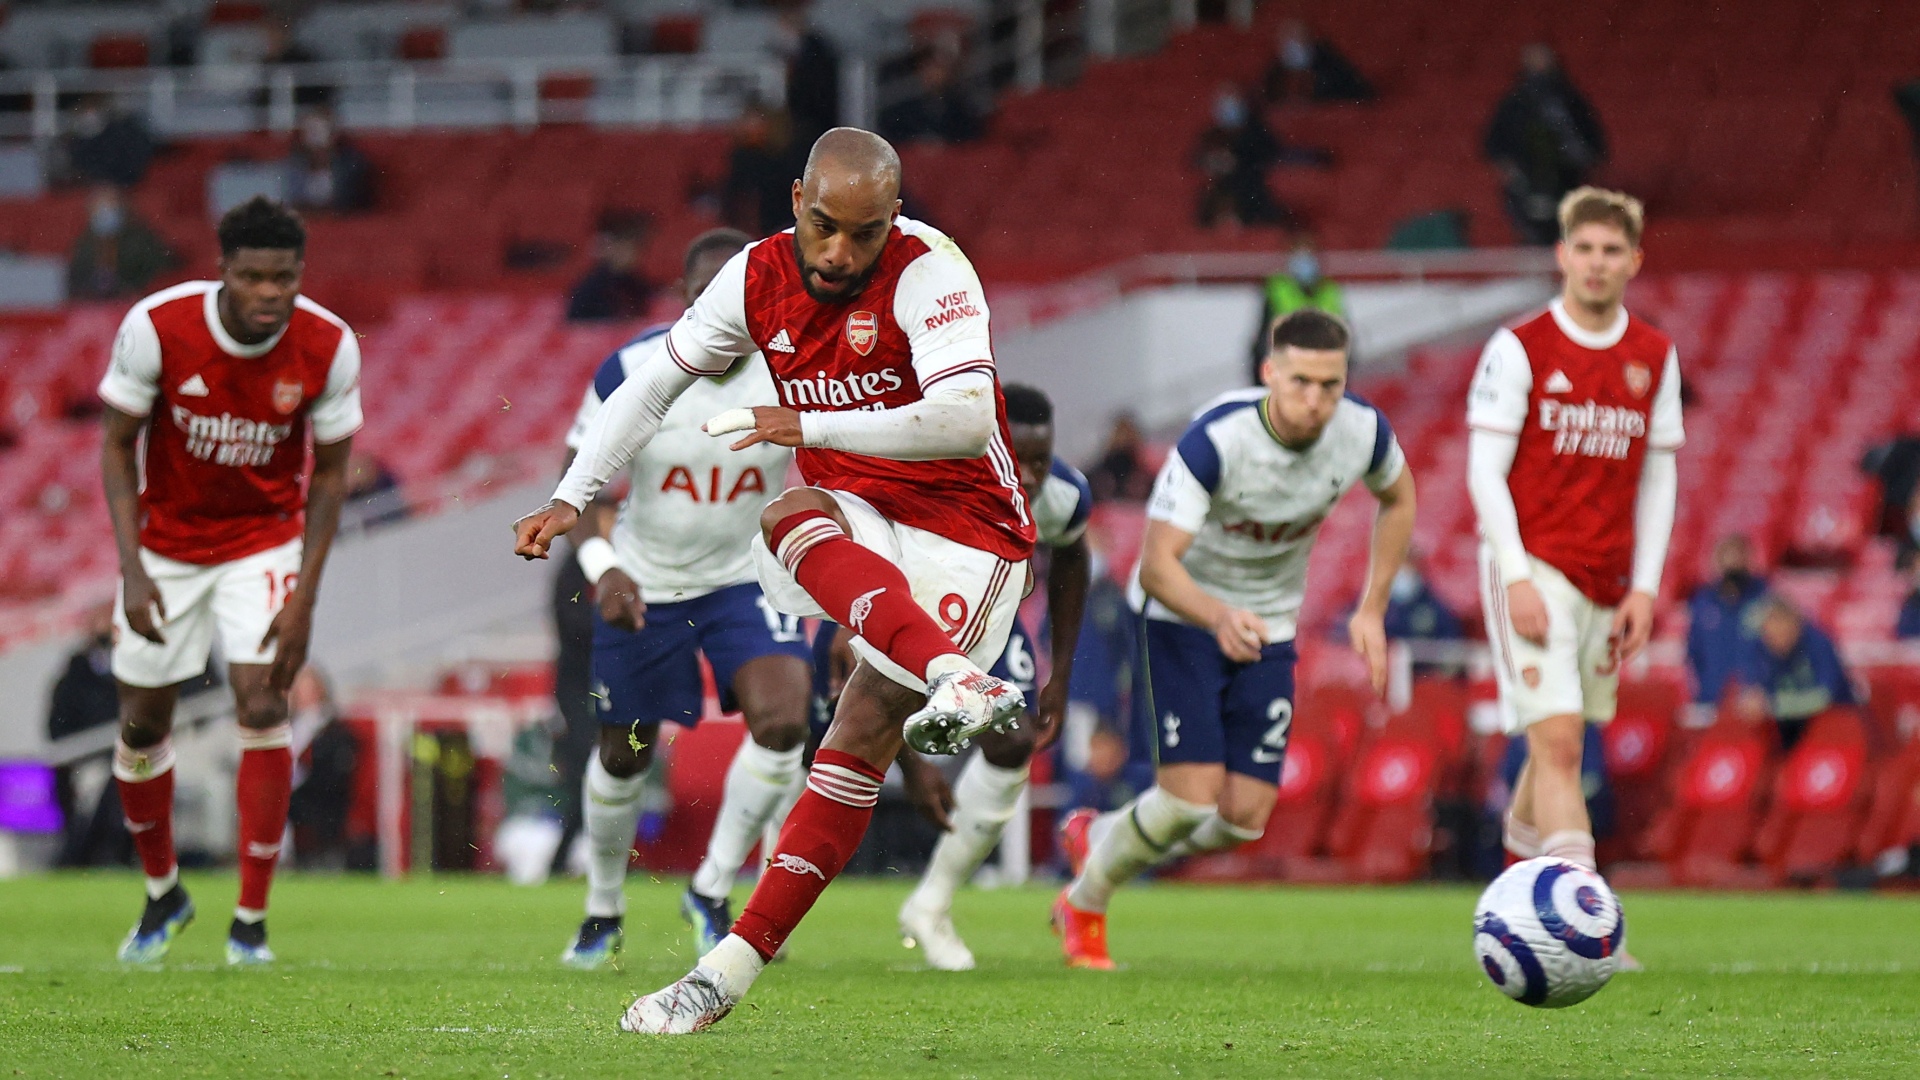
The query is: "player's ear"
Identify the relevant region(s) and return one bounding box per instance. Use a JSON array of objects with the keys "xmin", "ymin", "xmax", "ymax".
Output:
[{"xmin": 790, "ymin": 180, "xmax": 805, "ymax": 220}]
